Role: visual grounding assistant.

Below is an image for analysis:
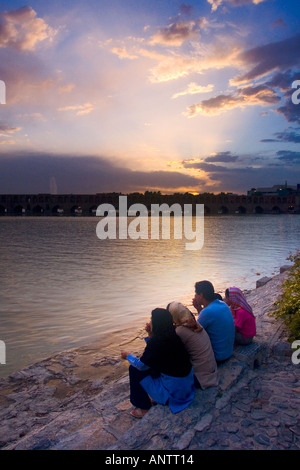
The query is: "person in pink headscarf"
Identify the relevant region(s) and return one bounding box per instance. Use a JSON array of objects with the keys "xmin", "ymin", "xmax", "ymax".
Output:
[{"xmin": 225, "ymin": 287, "xmax": 256, "ymax": 345}]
